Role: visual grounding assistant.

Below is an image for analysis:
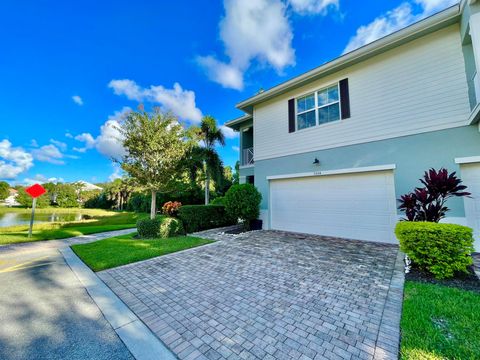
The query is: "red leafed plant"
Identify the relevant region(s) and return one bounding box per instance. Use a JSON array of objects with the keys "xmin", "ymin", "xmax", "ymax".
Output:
[
  {"xmin": 162, "ymin": 201, "xmax": 182, "ymax": 217},
  {"xmin": 398, "ymin": 168, "xmax": 470, "ymax": 222}
]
